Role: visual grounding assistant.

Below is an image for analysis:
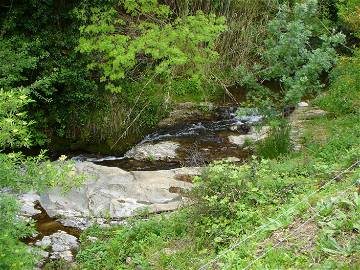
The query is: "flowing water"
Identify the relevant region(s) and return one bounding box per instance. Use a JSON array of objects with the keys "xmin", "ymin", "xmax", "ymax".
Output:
[
  {"xmin": 72, "ymin": 106, "xmax": 261, "ymax": 170},
  {"xmin": 24, "ymin": 103, "xmax": 263, "ymax": 249}
]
